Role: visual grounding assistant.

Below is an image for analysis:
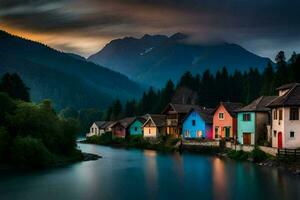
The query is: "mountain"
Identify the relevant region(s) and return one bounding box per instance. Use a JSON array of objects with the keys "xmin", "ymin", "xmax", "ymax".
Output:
[
  {"xmin": 0, "ymin": 30, "xmax": 142, "ymax": 110},
  {"xmin": 88, "ymin": 33, "xmax": 272, "ymax": 87}
]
